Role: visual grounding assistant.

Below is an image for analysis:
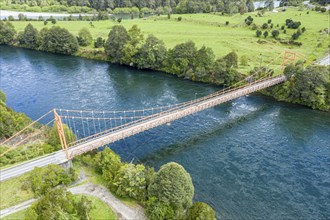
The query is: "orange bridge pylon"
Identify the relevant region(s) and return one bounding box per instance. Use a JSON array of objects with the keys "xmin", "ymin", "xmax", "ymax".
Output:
[{"xmin": 53, "ymin": 109, "xmax": 70, "ymax": 160}]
